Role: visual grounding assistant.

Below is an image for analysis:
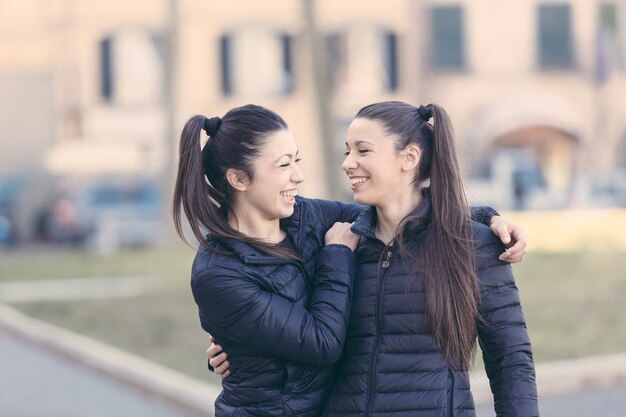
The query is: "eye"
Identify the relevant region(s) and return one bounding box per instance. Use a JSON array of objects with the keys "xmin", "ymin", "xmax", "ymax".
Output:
[
  {"xmin": 344, "ymin": 149, "xmax": 351, "ymax": 156},
  {"xmin": 279, "ymin": 162, "xmax": 290, "ymax": 168},
  {"xmin": 358, "ymin": 149, "xmax": 370, "ymax": 154},
  {"xmin": 295, "ymin": 157, "xmax": 302, "ymax": 164}
]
